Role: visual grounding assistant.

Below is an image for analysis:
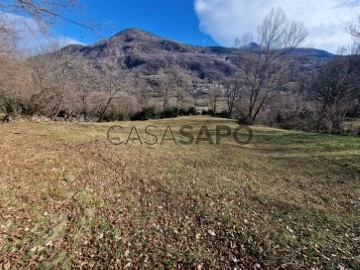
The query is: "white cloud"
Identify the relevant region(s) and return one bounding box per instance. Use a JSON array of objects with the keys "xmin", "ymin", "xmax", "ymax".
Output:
[
  {"xmin": 1, "ymin": 13, "xmax": 85, "ymax": 56},
  {"xmin": 194, "ymin": 0, "xmax": 360, "ymax": 53}
]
